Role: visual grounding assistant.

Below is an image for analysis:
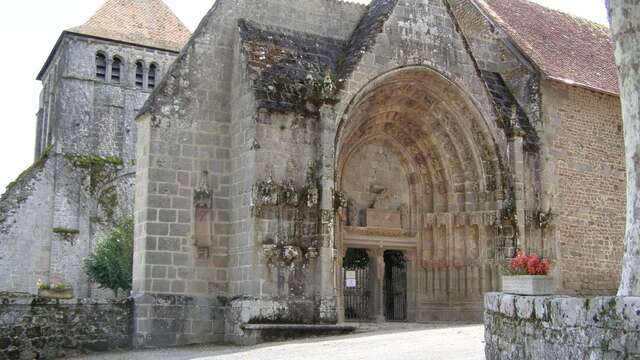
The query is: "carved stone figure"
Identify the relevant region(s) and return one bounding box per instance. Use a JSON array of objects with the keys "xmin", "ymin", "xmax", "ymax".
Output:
[
  {"xmin": 194, "ymin": 171, "xmax": 212, "ymax": 209},
  {"xmin": 305, "ymin": 161, "xmax": 319, "ymax": 208},
  {"xmin": 347, "ymin": 198, "xmax": 359, "ymax": 227}
]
